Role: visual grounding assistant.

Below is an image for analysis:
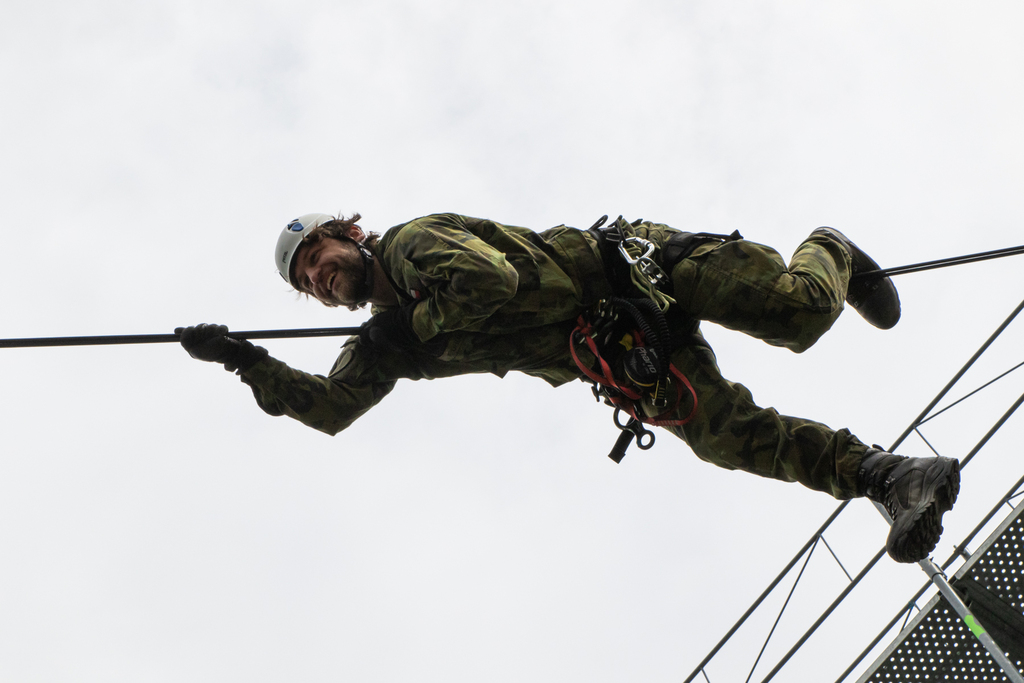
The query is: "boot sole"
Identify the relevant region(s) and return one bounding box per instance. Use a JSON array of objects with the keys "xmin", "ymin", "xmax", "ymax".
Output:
[{"xmin": 886, "ymin": 458, "xmax": 961, "ymax": 563}]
